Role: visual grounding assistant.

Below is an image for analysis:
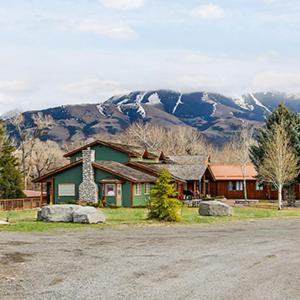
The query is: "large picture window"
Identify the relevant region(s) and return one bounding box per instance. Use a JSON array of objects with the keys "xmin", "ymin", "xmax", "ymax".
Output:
[
  {"xmin": 228, "ymin": 181, "xmax": 243, "ymax": 191},
  {"xmin": 58, "ymin": 184, "xmax": 76, "ymax": 197}
]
